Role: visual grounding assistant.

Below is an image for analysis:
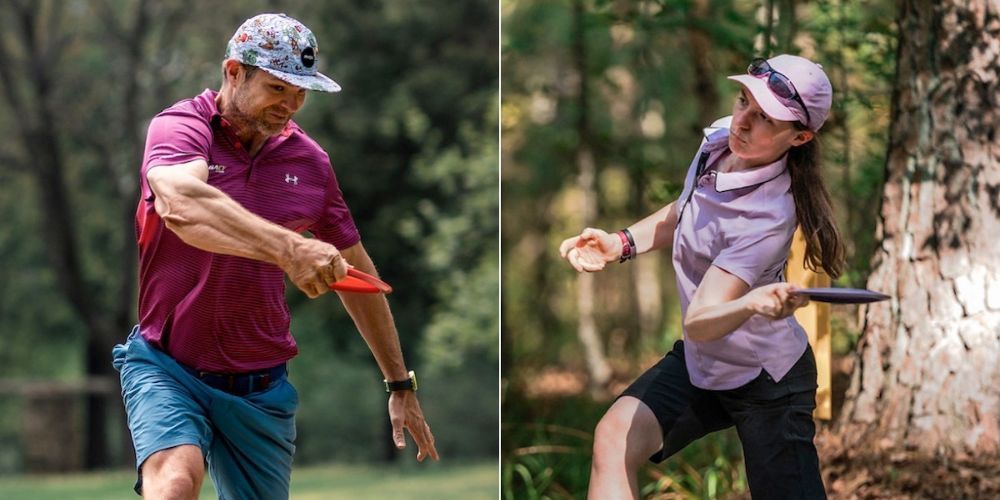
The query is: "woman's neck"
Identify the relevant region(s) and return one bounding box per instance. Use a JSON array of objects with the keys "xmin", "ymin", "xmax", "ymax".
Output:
[{"xmin": 721, "ymin": 148, "xmax": 786, "ymax": 173}]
